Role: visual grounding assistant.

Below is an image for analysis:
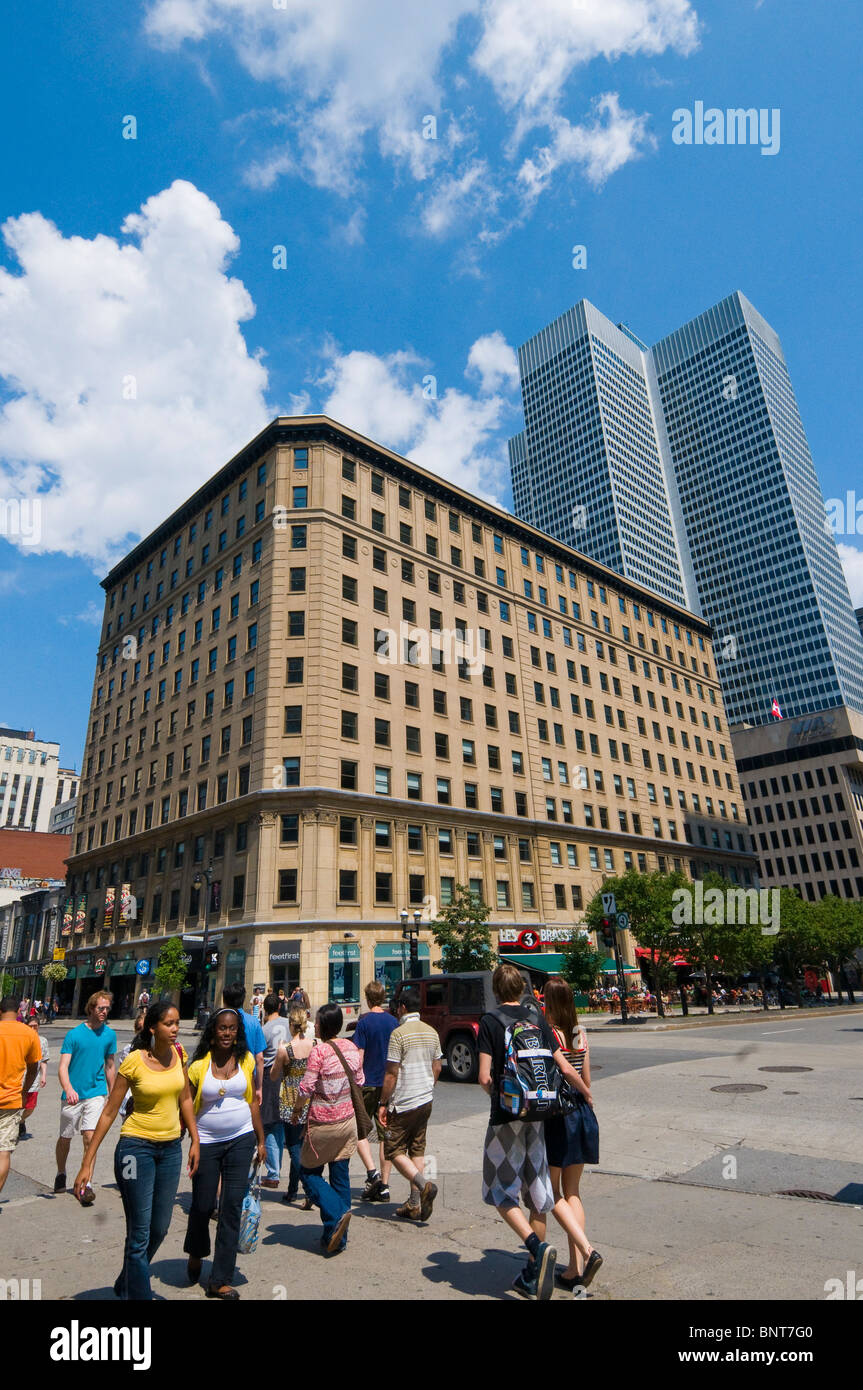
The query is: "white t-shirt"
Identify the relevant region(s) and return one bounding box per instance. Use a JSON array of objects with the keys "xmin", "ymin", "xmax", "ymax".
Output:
[
  {"xmin": 195, "ymin": 1062, "xmax": 254, "ymax": 1144},
  {"xmin": 28, "ymin": 1035, "xmax": 50, "ymax": 1092}
]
